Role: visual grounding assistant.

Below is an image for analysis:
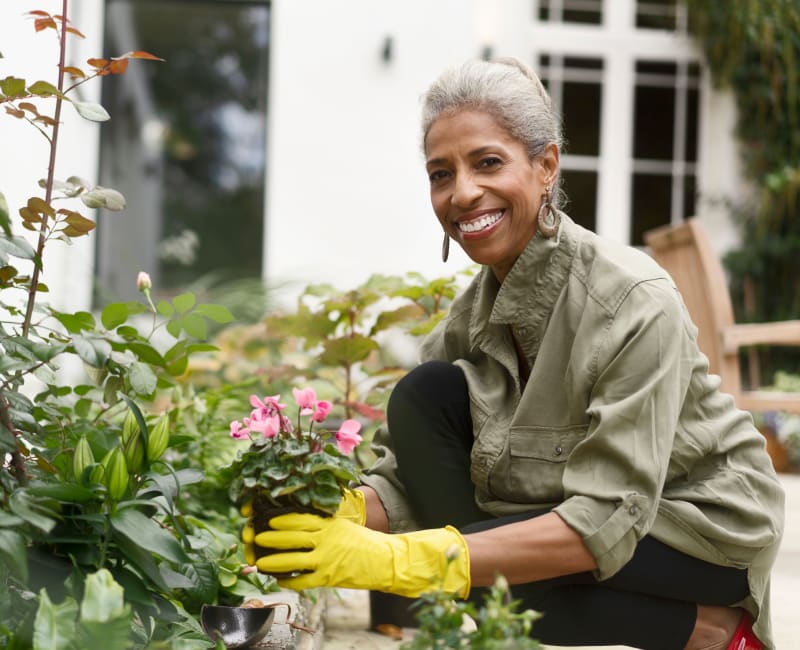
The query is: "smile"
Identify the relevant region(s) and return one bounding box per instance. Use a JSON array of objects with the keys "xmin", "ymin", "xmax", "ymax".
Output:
[{"xmin": 457, "ymin": 210, "xmax": 503, "ymax": 233}]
